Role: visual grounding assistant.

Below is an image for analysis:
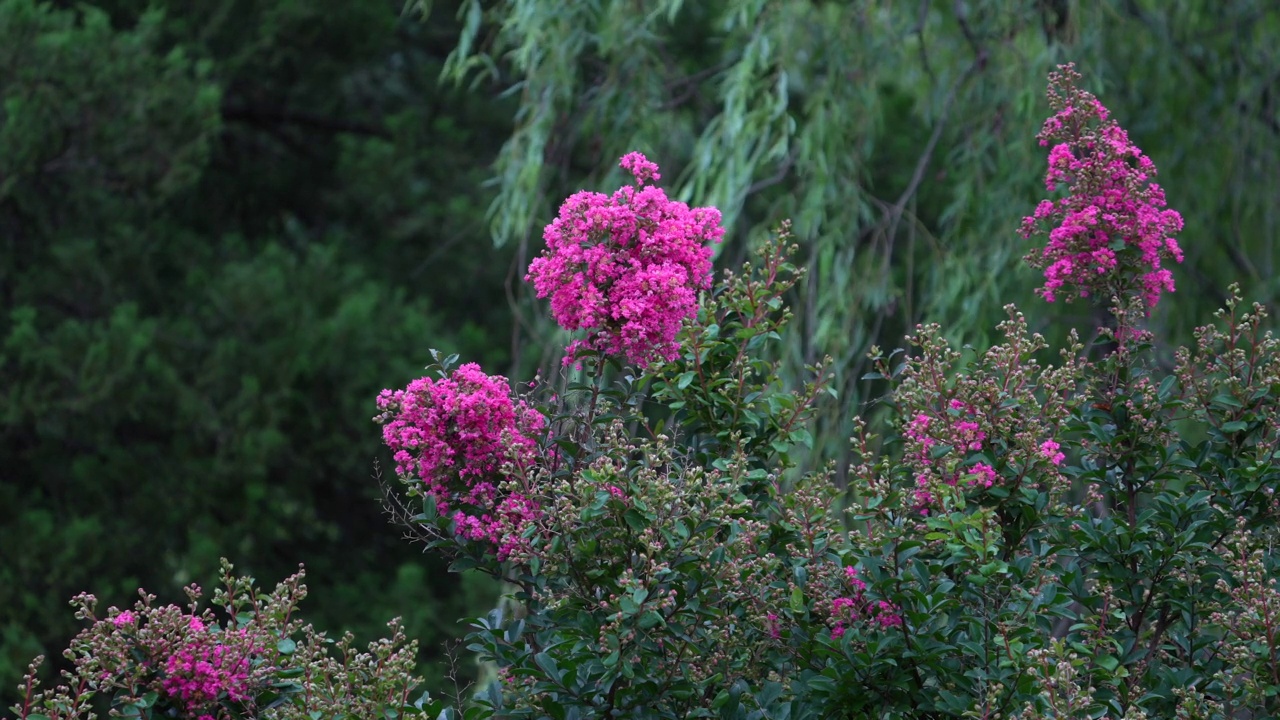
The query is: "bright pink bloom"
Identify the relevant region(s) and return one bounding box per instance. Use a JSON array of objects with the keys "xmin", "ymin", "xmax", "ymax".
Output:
[
  {"xmin": 967, "ymin": 463, "xmax": 998, "ymax": 489},
  {"xmin": 1021, "ymin": 64, "xmax": 1184, "ymax": 308},
  {"xmin": 905, "ymin": 413, "xmax": 936, "ymax": 463},
  {"xmin": 618, "ymin": 151, "xmax": 660, "ymax": 184},
  {"xmin": 828, "ymin": 578, "xmax": 901, "ymax": 638},
  {"xmin": 110, "ymin": 610, "xmax": 136, "ymax": 628},
  {"xmin": 844, "ymin": 566, "xmax": 867, "ymax": 593},
  {"xmin": 526, "ymin": 152, "xmax": 724, "ymax": 367},
  {"xmin": 955, "ymin": 421, "xmax": 986, "ymax": 451},
  {"xmin": 871, "ymin": 601, "xmax": 904, "ymax": 629},
  {"xmin": 1039, "ymin": 439, "xmax": 1066, "ymax": 466},
  {"xmin": 160, "ymin": 637, "xmax": 255, "ymax": 715},
  {"xmin": 376, "ymin": 363, "xmax": 546, "ymax": 559}
]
